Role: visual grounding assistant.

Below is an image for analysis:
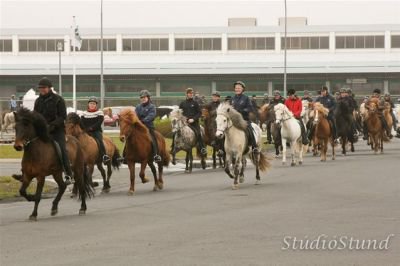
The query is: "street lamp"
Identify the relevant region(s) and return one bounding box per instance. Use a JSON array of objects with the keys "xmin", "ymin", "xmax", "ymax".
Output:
[
  {"xmin": 57, "ymin": 41, "xmax": 63, "ymax": 96},
  {"xmin": 283, "ymin": 0, "xmax": 287, "ymax": 98}
]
